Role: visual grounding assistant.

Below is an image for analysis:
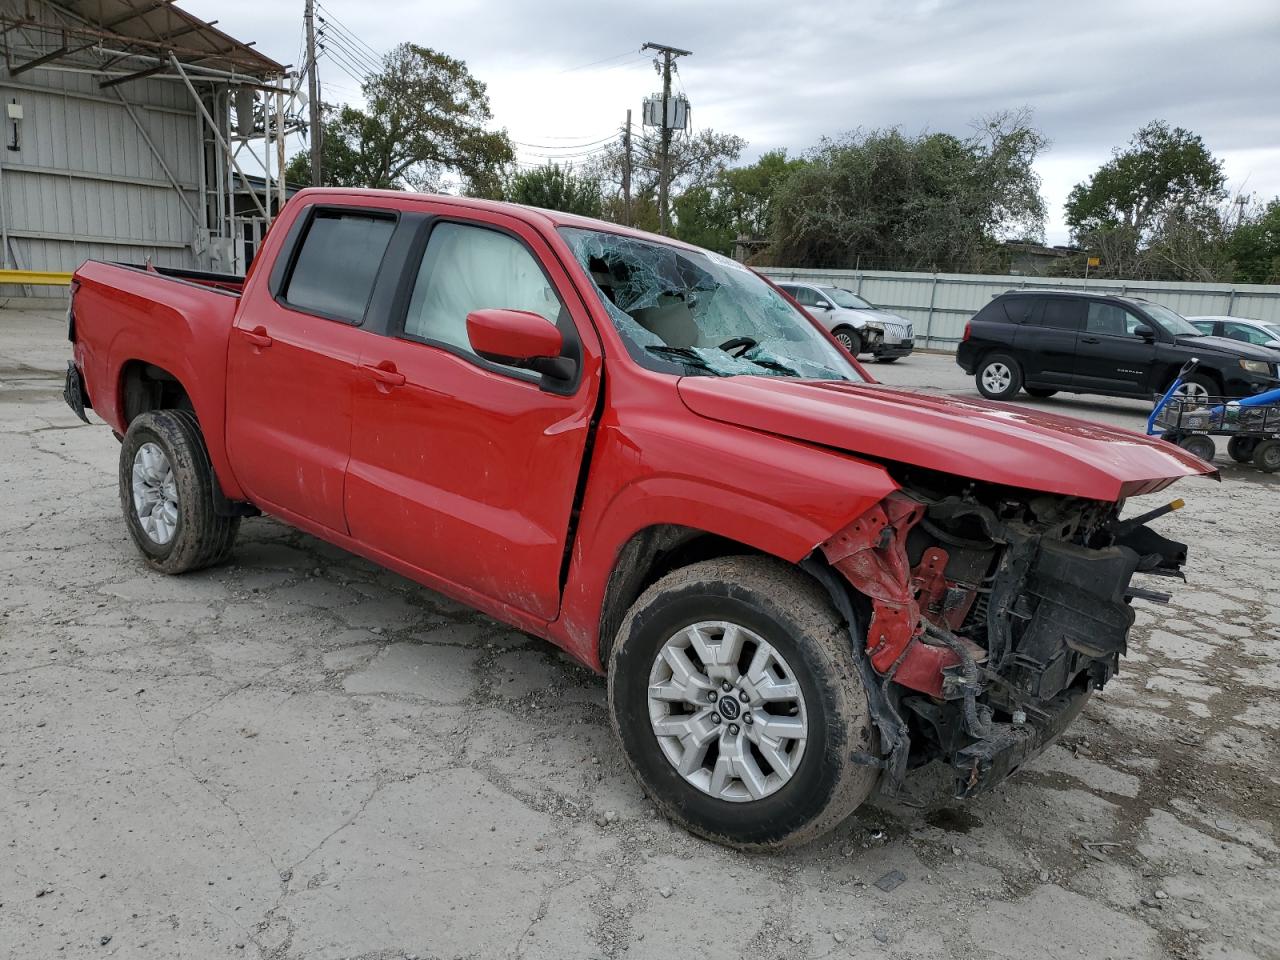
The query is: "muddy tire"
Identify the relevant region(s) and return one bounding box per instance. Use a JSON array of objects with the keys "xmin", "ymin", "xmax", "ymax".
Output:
[
  {"xmin": 607, "ymin": 556, "xmax": 880, "ymax": 850},
  {"xmin": 1227, "ymin": 436, "xmax": 1257, "ymax": 463},
  {"xmin": 1253, "ymin": 439, "xmax": 1280, "ymax": 473},
  {"xmin": 118, "ymin": 409, "xmax": 239, "ymax": 574}
]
